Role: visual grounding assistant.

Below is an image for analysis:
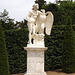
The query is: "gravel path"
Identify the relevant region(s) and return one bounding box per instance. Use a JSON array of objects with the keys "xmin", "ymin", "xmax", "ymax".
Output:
[
  {"xmin": 10, "ymin": 69, "xmax": 75, "ymax": 75},
  {"xmin": 47, "ymin": 70, "xmax": 75, "ymax": 75}
]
